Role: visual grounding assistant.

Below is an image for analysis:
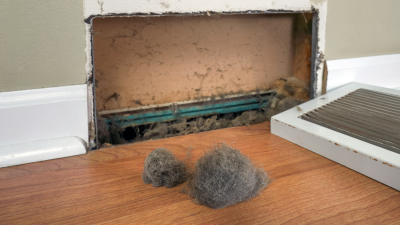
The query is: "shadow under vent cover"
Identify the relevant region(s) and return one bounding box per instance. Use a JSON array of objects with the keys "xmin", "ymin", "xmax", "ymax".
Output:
[{"xmin": 301, "ymin": 89, "xmax": 400, "ymax": 154}]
